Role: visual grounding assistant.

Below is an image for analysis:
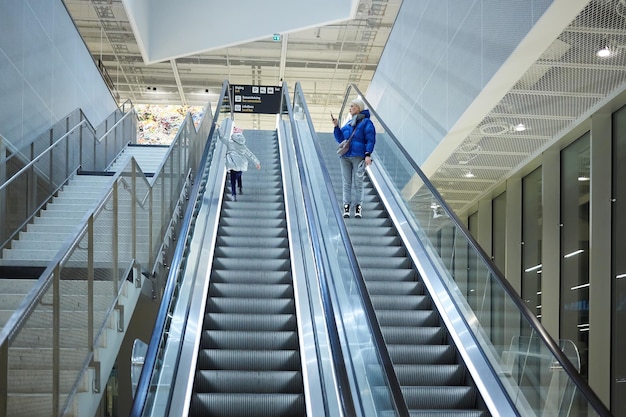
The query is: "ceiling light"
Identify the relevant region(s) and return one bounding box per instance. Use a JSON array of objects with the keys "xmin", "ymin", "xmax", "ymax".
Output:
[
  {"xmin": 564, "ymin": 249, "xmax": 584, "ymax": 258},
  {"xmin": 597, "ymin": 46, "xmax": 611, "ymax": 57},
  {"xmin": 463, "ymin": 171, "xmax": 475, "ymax": 178},
  {"xmin": 514, "ymin": 123, "xmax": 526, "ymax": 132},
  {"xmin": 570, "ymin": 283, "xmax": 590, "ymax": 290},
  {"xmin": 578, "ymin": 176, "xmax": 590, "ymax": 181}
]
